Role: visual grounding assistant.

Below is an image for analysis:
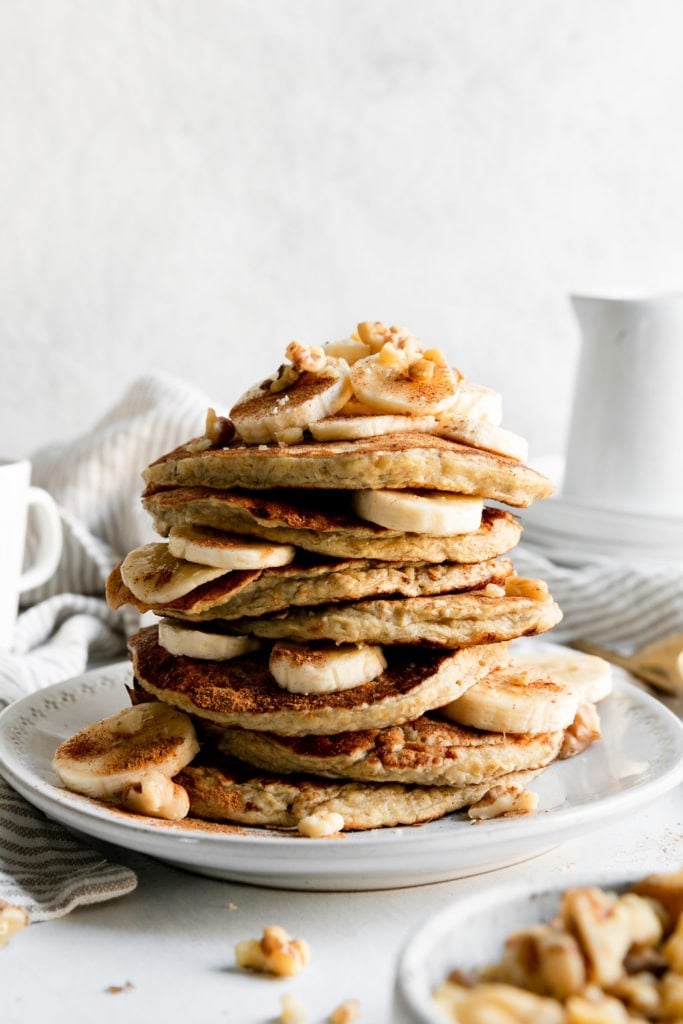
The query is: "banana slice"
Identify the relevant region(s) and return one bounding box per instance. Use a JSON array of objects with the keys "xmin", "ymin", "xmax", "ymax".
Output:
[
  {"xmin": 349, "ymin": 350, "xmax": 462, "ymax": 415},
  {"xmin": 442, "ymin": 665, "xmax": 579, "ymax": 734},
  {"xmin": 120, "ymin": 542, "xmax": 227, "ymax": 604},
  {"xmin": 309, "ymin": 413, "xmax": 437, "ymax": 442},
  {"xmin": 168, "ymin": 525, "xmax": 296, "ymax": 570},
  {"xmin": 269, "ymin": 641, "xmax": 387, "ymax": 694},
  {"xmin": 230, "ymin": 357, "xmax": 352, "ymax": 443},
  {"xmin": 436, "ymin": 416, "xmax": 529, "ymax": 462},
  {"xmin": 444, "ymin": 381, "xmax": 503, "ymax": 425},
  {"xmin": 510, "ymin": 650, "xmax": 613, "ymax": 703},
  {"xmin": 159, "ymin": 618, "xmax": 261, "ymax": 661},
  {"xmin": 52, "ymin": 703, "xmax": 199, "ymax": 799},
  {"xmin": 322, "ymin": 337, "xmax": 371, "ymax": 364},
  {"xmin": 352, "ymin": 489, "xmax": 483, "ymax": 536}
]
